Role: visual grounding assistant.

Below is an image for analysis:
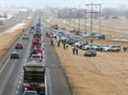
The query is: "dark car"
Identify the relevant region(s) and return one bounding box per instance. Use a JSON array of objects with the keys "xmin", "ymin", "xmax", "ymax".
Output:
[
  {"xmin": 15, "ymin": 43, "xmax": 23, "ymax": 49},
  {"xmin": 95, "ymin": 34, "xmax": 105, "ymax": 40},
  {"xmin": 22, "ymin": 34, "xmax": 29, "ymax": 40},
  {"xmin": 23, "ymin": 91, "xmax": 38, "ymax": 95},
  {"xmin": 33, "ymin": 33, "xmax": 41, "ymax": 38},
  {"xmin": 84, "ymin": 50, "xmax": 97, "ymax": 57},
  {"xmin": 10, "ymin": 51, "xmax": 20, "ymax": 59}
]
